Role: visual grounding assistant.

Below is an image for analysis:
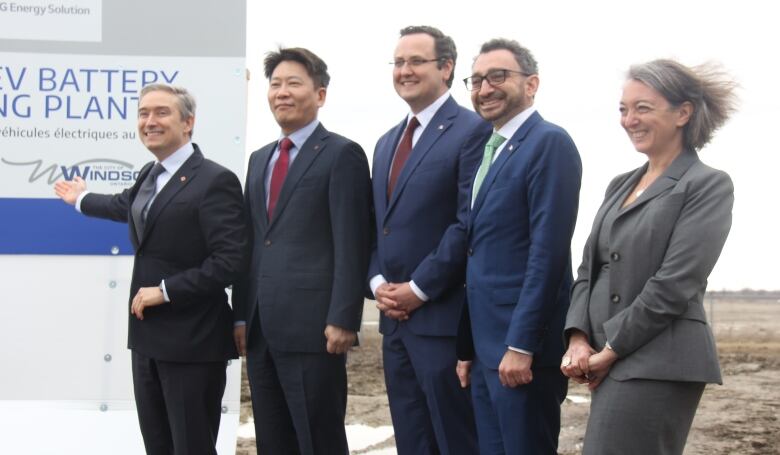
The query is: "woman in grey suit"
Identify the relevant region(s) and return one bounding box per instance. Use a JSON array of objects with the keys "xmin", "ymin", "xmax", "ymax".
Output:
[{"xmin": 561, "ymin": 59, "xmax": 738, "ymax": 454}]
